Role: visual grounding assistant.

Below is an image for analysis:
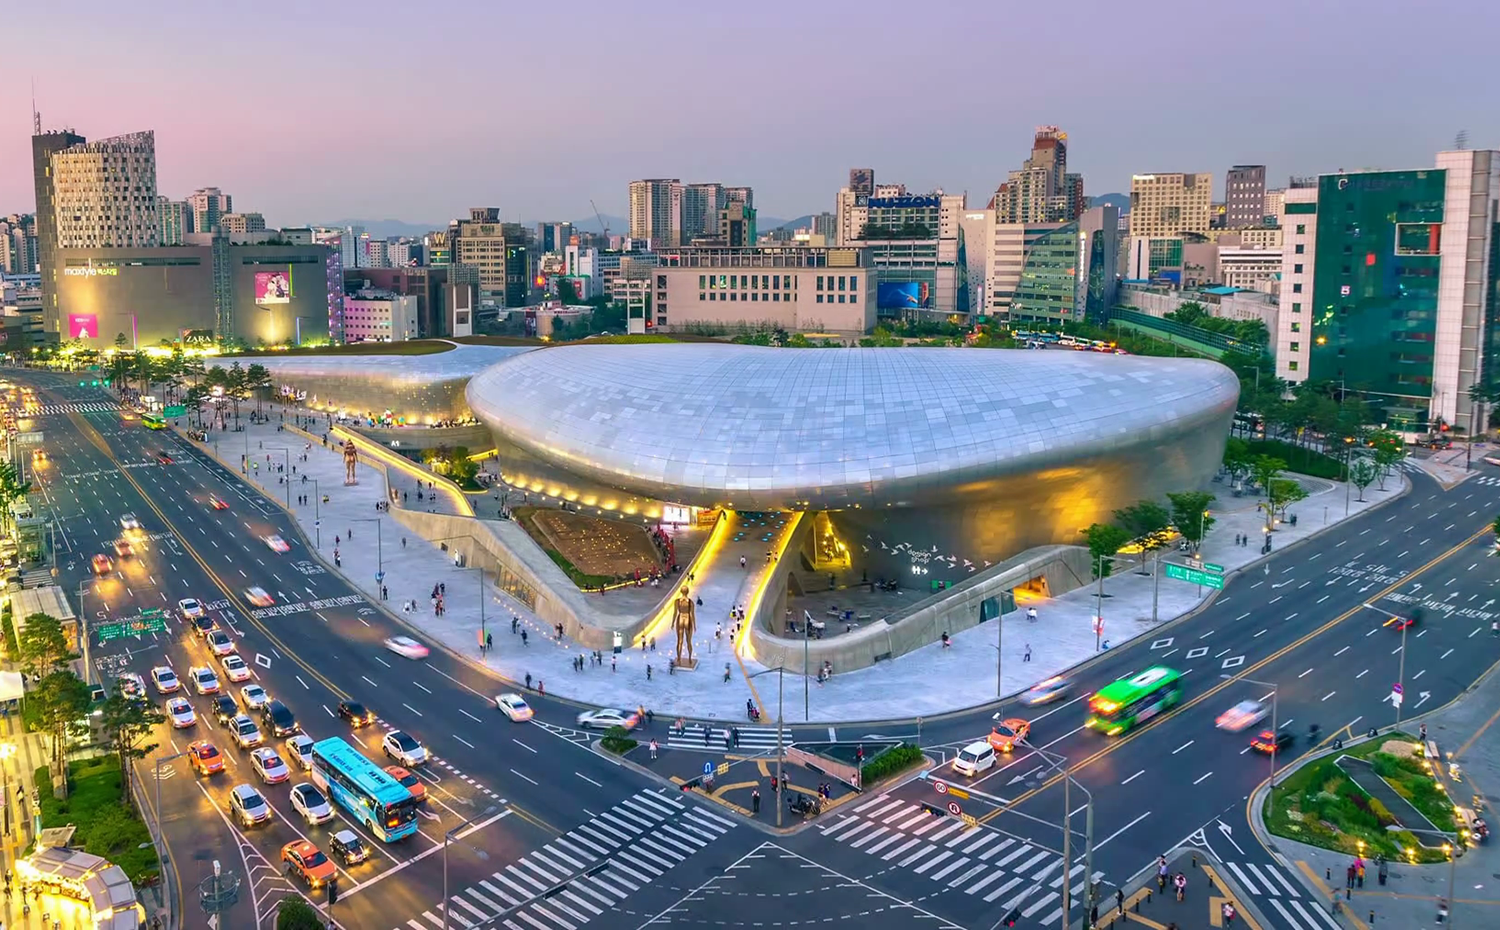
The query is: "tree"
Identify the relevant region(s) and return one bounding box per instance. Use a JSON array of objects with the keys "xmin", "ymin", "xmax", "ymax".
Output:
[
  {"xmin": 1222, "ymin": 438, "xmax": 1253, "ymax": 481},
  {"xmin": 1113, "ymin": 500, "xmax": 1172, "ymax": 568},
  {"xmin": 1167, "ymin": 491, "xmax": 1217, "ymax": 553},
  {"xmin": 34, "ymin": 669, "xmax": 91, "ymax": 777},
  {"xmin": 1368, "ymin": 429, "xmax": 1405, "ymax": 490},
  {"xmin": 0, "ymin": 461, "xmax": 32, "ymax": 521},
  {"xmin": 100, "ymin": 683, "xmax": 165, "ymax": 807},
  {"xmin": 1085, "ymin": 523, "xmax": 1133, "ymax": 579},
  {"xmin": 1264, "ymin": 478, "xmax": 1310, "ymax": 528},
  {"xmin": 226, "ymin": 362, "xmax": 248, "ymax": 423},
  {"xmin": 18, "ymin": 612, "xmax": 76, "ymax": 680},
  {"xmin": 556, "ymin": 278, "xmax": 579, "ymax": 304},
  {"xmin": 113, "ymin": 332, "xmax": 128, "ymax": 349},
  {"xmin": 1348, "ymin": 457, "xmax": 1379, "ymax": 502},
  {"xmin": 275, "ymin": 895, "xmax": 325, "ymax": 930},
  {"xmin": 245, "ymin": 363, "xmax": 272, "ymax": 417},
  {"xmin": 1251, "ymin": 455, "xmax": 1286, "ymax": 496}
]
